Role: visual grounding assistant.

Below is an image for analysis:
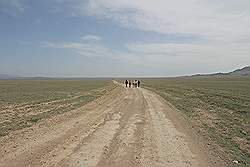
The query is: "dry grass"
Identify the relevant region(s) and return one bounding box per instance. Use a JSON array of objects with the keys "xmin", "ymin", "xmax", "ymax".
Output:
[
  {"xmin": 0, "ymin": 79, "xmax": 115, "ymax": 137},
  {"xmin": 142, "ymin": 77, "xmax": 250, "ymax": 166}
]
